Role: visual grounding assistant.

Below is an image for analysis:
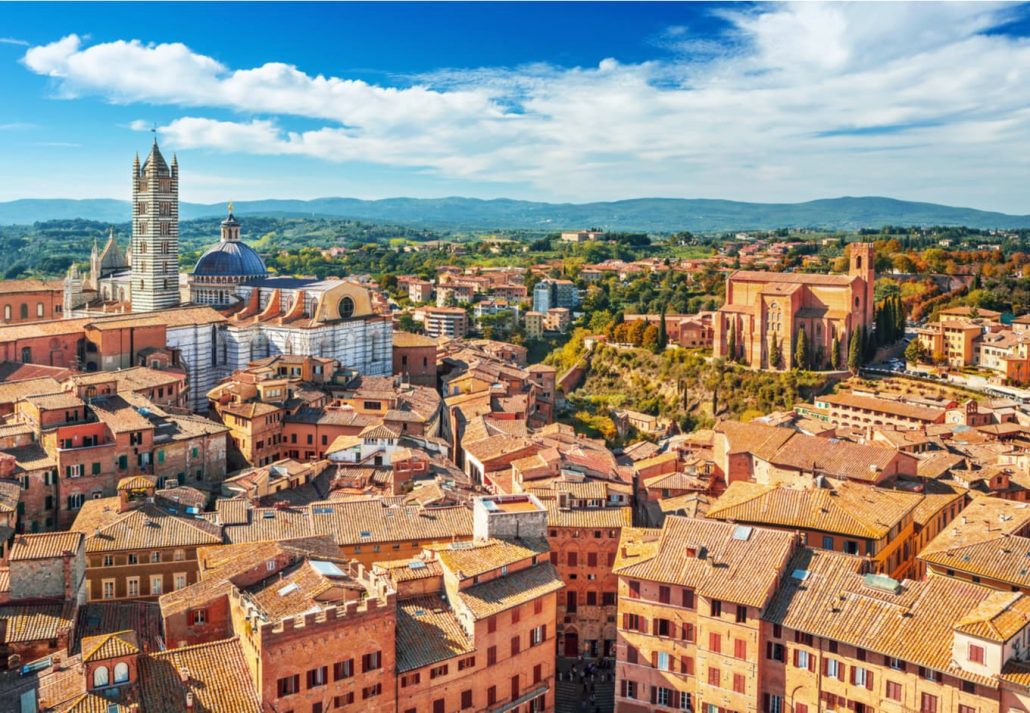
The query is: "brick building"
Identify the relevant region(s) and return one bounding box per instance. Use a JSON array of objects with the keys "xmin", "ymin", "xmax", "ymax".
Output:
[
  {"xmin": 393, "ymin": 330, "xmax": 438, "ymax": 387},
  {"xmin": 0, "ymin": 279, "xmax": 65, "ymax": 326}
]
